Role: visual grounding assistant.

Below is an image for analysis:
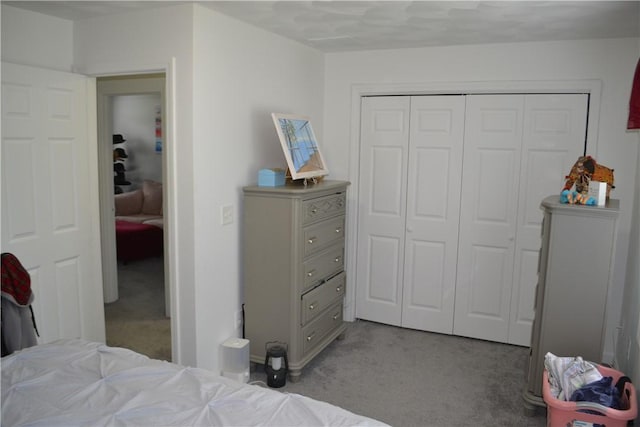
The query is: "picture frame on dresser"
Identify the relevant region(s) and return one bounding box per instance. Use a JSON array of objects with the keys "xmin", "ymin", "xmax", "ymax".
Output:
[{"xmin": 271, "ymin": 113, "xmax": 329, "ymax": 181}]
